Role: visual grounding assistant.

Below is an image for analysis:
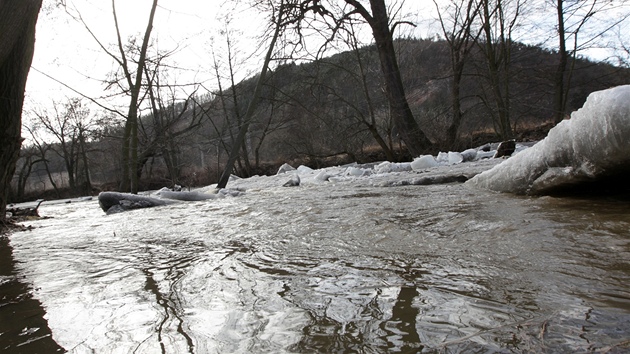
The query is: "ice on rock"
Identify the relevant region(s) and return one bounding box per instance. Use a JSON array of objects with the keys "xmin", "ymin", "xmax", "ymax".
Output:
[
  {"xmin": 411, "ymin": 155, "xmax": 438, "ymax": 170},
  {"xmin": 476, "ymin": 150, "xmax": 496, "ymax": 160},
  {"xmin": 283, "ymin": 173, "xmax": 301, "ymax": 187},
  {"xmin": 157, "ymin": 188, "xmax": 221, "ymax": 201},
  {"xmin": 467, "ymin": 85, "xmax": 630, "ymax": 194}
]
